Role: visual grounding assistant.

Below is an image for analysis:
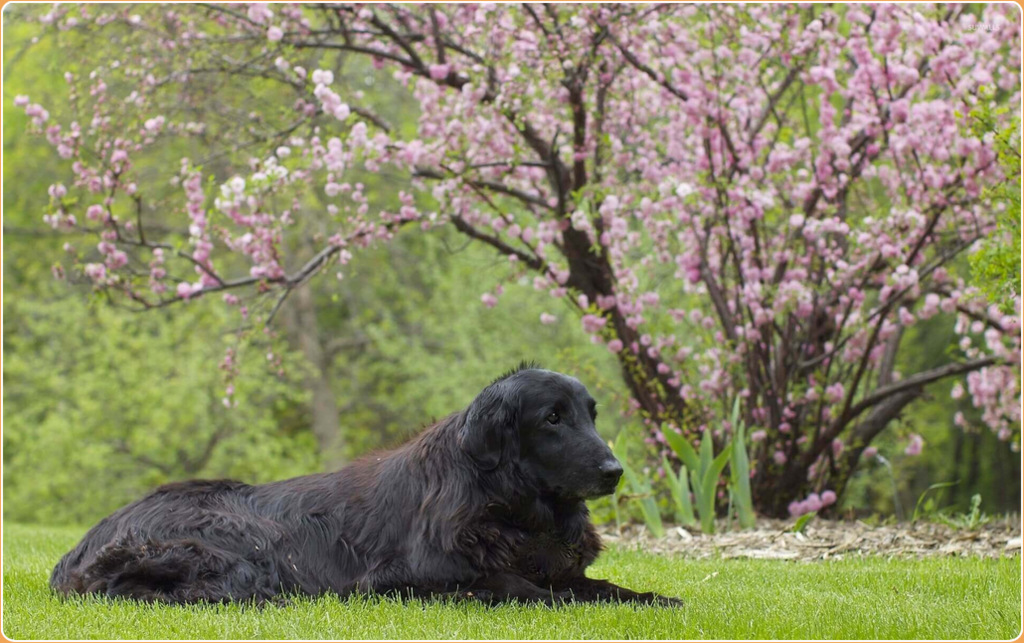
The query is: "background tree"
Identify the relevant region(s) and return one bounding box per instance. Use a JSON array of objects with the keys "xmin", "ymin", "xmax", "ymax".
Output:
[
  {"xmin": 2, "ymin": 5, "xmax": 631, "ymax": 525},
  {"xmin": 10, "ymin": 3, "xmax": 1021, "ymax": 517}
]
